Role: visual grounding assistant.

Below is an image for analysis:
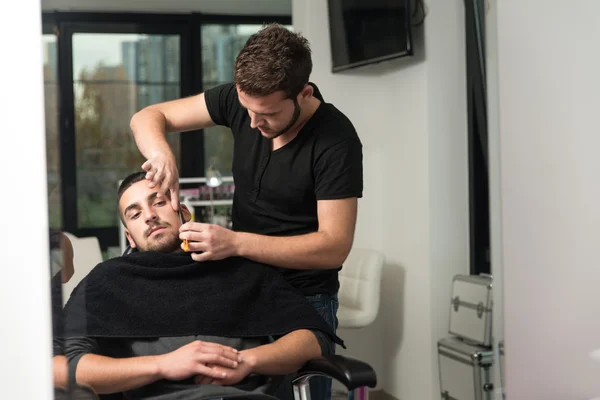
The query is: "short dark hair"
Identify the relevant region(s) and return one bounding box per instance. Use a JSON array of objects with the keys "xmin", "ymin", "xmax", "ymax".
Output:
[
  {"xmin": 234, "ymin": 23, "xmax": 312, "ymax": 99},
  {"xmin": 116, "ymin": 171, "xmax": 146, "ymax": 224}
]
